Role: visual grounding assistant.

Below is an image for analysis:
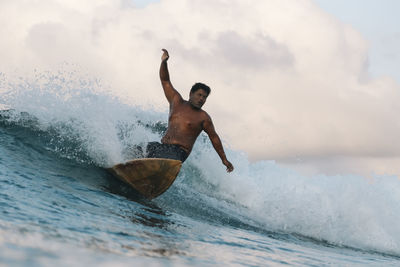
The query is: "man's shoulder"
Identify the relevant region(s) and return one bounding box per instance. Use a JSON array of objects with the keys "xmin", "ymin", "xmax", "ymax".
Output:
[
  {"xmin": 200, "ymin": 109, "xmax": 211, "ymax": 121},
  {"xmin": 169, "ymin": 95, "xmax": 184, "ymax": 107}
]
